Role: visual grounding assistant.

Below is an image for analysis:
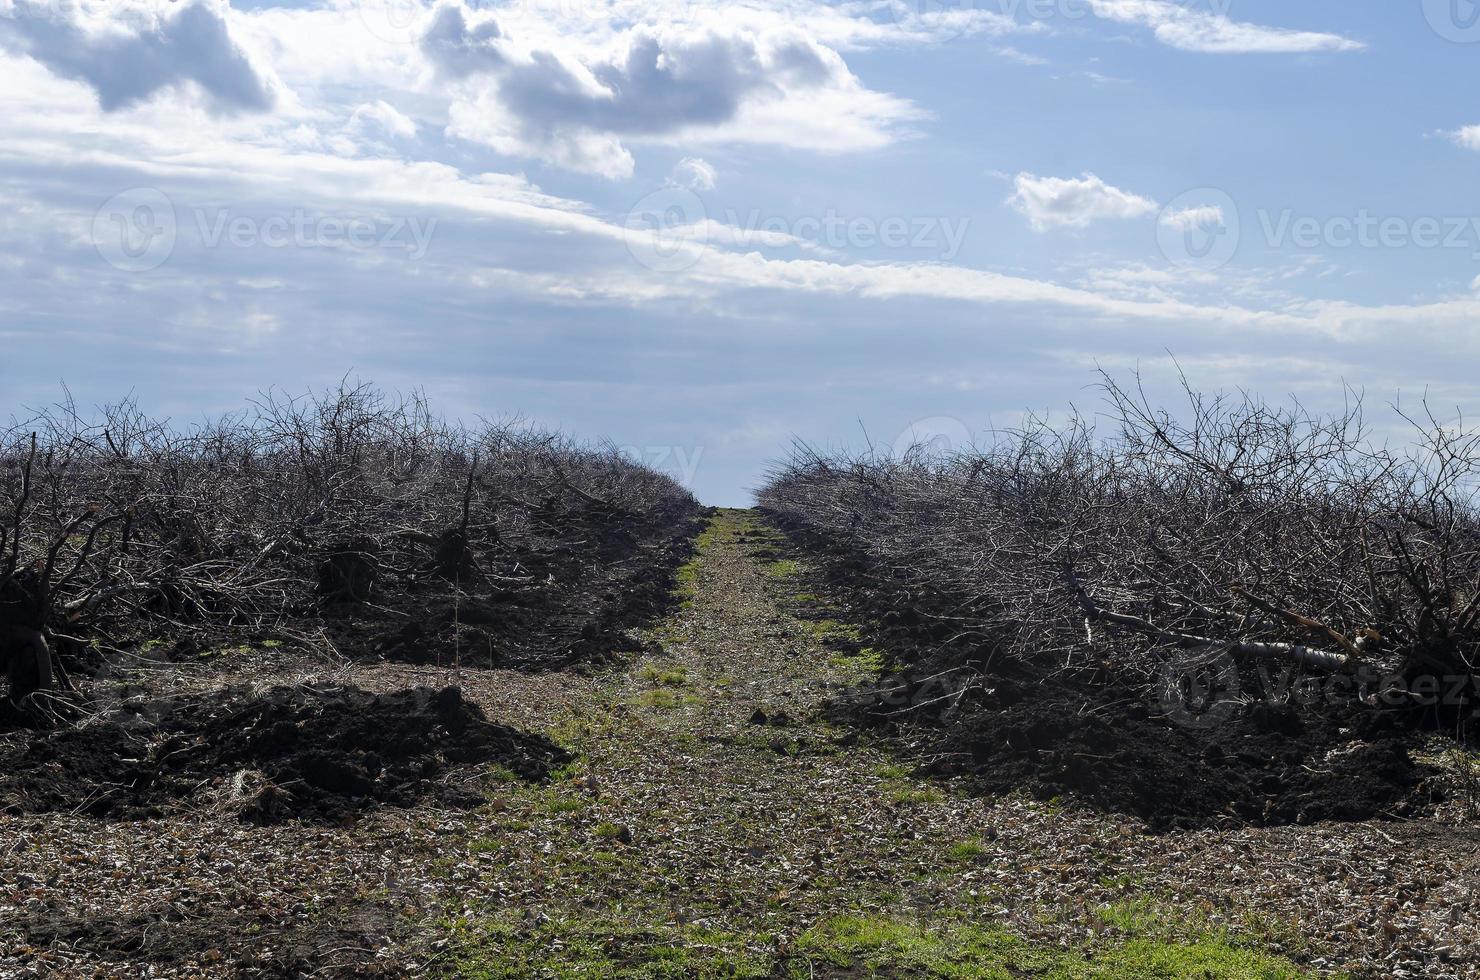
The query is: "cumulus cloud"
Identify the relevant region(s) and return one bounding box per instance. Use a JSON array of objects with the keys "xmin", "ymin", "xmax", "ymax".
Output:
[
  {"xmin": 1008, "ymin": 172, "xmax": 1157, "ymax": 231},
  {"xmin": 422, "ymin": 3, "xmax": 908, "ymax": 177},
  {"xmin": 1445, "ymin": 125, "xmax": 1480, "ymax": 152},
  {"xmin": 1087, "ymin": 0, "xmax": 1363, "ymax": 54},
  {"xmin": 0, "ymin": 0, "xmax": 274, "ymax": 114}
]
